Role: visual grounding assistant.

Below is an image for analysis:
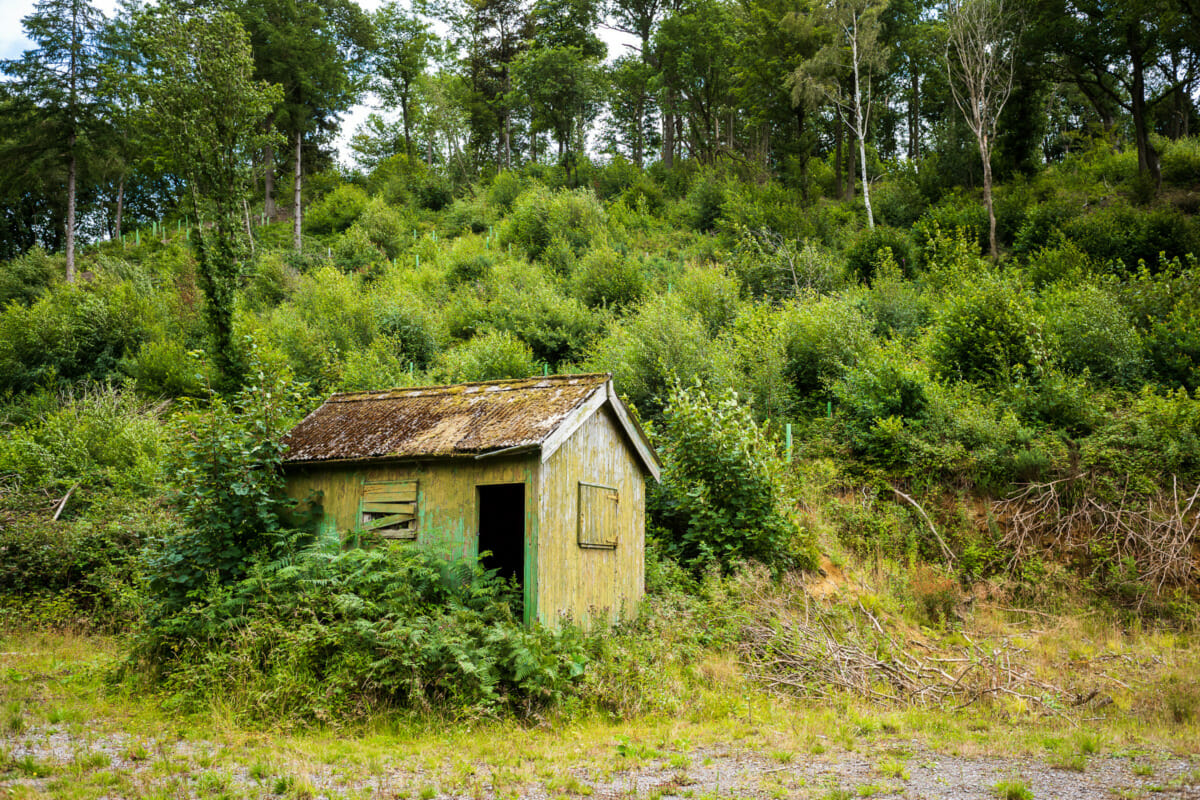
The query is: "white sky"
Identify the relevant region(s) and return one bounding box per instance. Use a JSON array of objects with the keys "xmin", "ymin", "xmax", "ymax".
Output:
[{"xmin": 0, "ymin": 0, "xmax": 634, "ymax": 166}]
